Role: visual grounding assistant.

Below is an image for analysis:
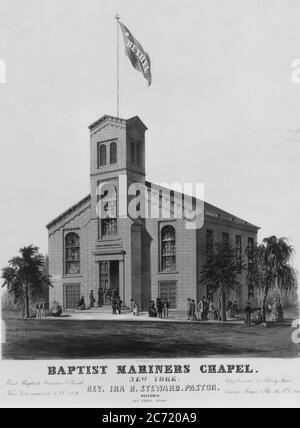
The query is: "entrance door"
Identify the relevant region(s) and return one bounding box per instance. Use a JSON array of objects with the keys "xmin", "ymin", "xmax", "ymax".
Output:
[{"xmin": 98, "ymin": 261, "xmax": 119, "ymax": 306}]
